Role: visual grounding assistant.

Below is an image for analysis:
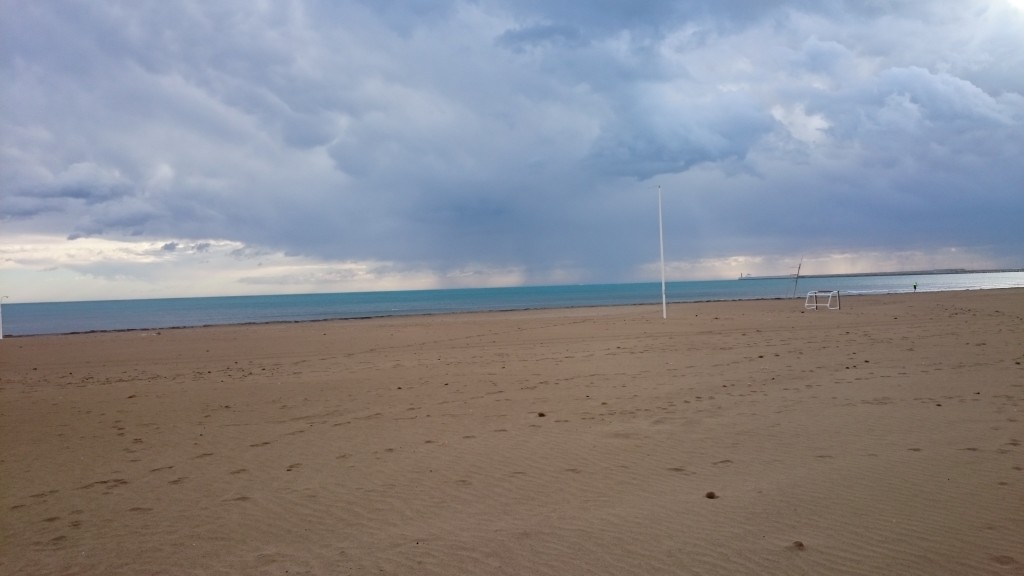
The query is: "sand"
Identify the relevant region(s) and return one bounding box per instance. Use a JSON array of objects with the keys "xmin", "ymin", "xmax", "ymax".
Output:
[{"xmin": 1, "ymin": 289, "xmax": 1023, "ymax": 575}]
